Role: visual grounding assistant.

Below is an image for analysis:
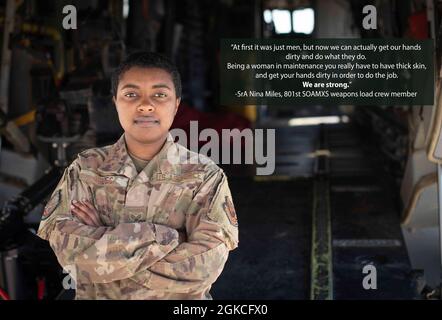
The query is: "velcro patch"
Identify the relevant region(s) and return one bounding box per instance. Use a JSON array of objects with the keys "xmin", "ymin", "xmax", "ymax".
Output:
[
  {"xmin": 222, "ymin": 196, "xmax": 238, "ymax": 227},
  {"xmin": 154, "ymin": 171, "xmax": 205, "ymax": 183},
  {"xmin": 79, "ymin": 171, "xmax": 116, "ymax": 185}
]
